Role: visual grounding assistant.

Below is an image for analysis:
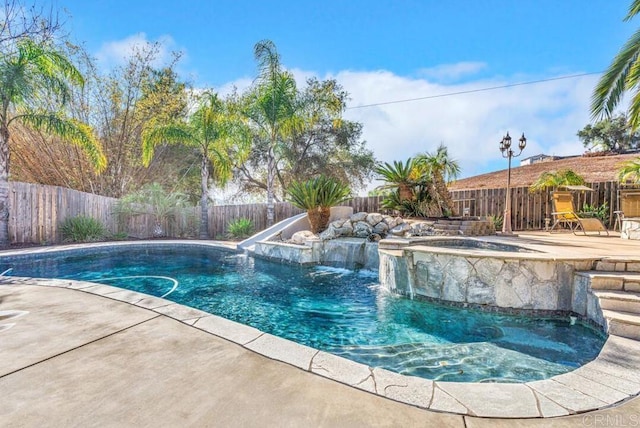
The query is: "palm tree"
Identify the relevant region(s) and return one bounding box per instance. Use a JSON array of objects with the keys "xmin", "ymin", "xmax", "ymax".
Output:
[
  {"xmin": 142, "ymin": 92, "xmax": 249, "ymax": 239},
  {"xmin": 591, "ymin": 0, "xmax": 640, "ymax": 129},
  {"xmin": 529, "ymin": 169, "xmax": 586, "ymax": 192},
  {"xmin": 416, "ymin": 143, "xmax": 461, "ymax": 216},
  {"xmin": 287, "ymin": 175, "xmax": 351, "ymax": 233},
  {"xmin": 618, "ymin": 157, "xmax": 640, "ymax": 183},
  {"xmin": 245, "ymin": 40, "xmax": 302, "ymax": 227},
  {"xmin": 374, "ymin": 158, "xmax": 422, "ymax": 201},
  {"xmin": 0, "ymin": 39, "xmax": 106, "ymax": 246}
]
